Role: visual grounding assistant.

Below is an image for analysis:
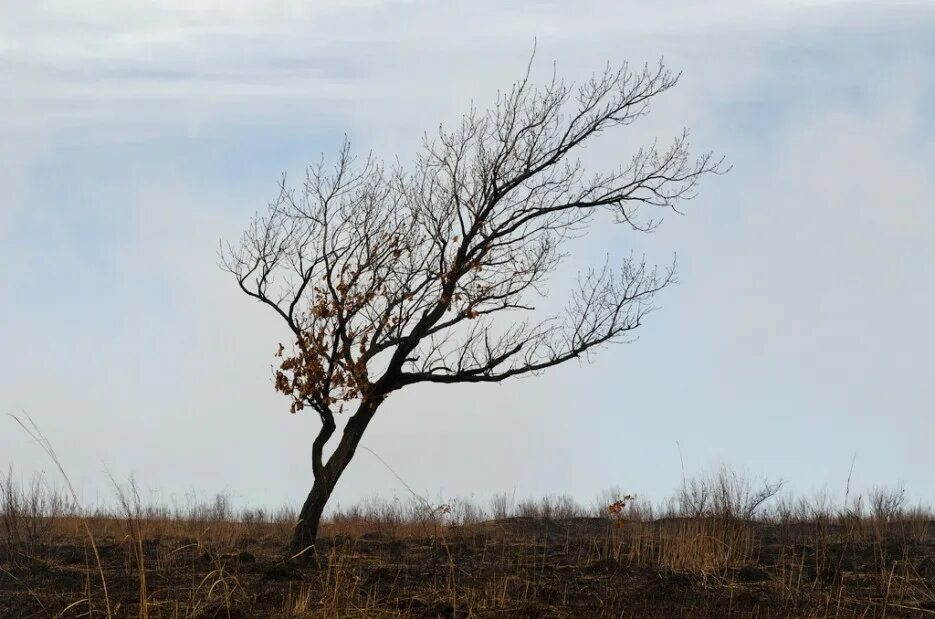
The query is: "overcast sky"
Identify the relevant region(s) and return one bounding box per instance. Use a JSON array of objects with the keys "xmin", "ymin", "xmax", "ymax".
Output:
[{"xmin": 2, "ymin": 1, "xmax": 933, "ymax": 512}]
